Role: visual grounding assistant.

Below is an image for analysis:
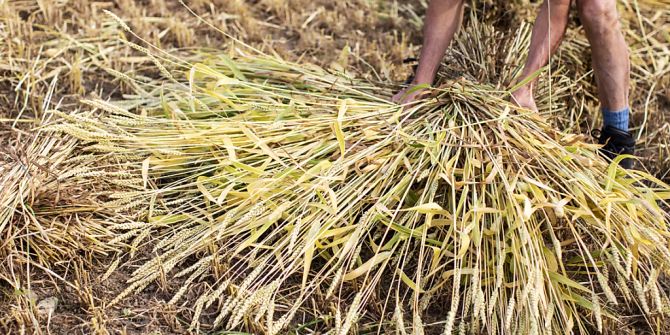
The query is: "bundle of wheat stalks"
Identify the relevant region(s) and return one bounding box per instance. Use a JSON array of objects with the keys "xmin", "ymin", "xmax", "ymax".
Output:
[
  {"xmin": 37, "ymin": 11, "xmax": 670, "ymax": 334},
  {"xmin": 0, "ymin": 109, "xmax": 121, "ymax": 289}
]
